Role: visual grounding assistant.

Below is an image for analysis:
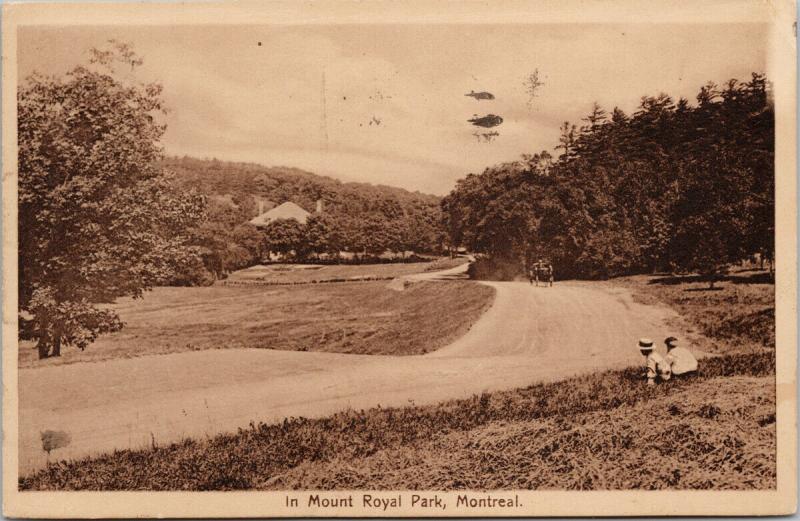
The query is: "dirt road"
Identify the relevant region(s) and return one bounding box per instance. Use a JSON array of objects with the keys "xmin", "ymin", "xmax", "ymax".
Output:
[{"xmin": 19, "ymin": 266, "xmax": 685, "ymax": 474}]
